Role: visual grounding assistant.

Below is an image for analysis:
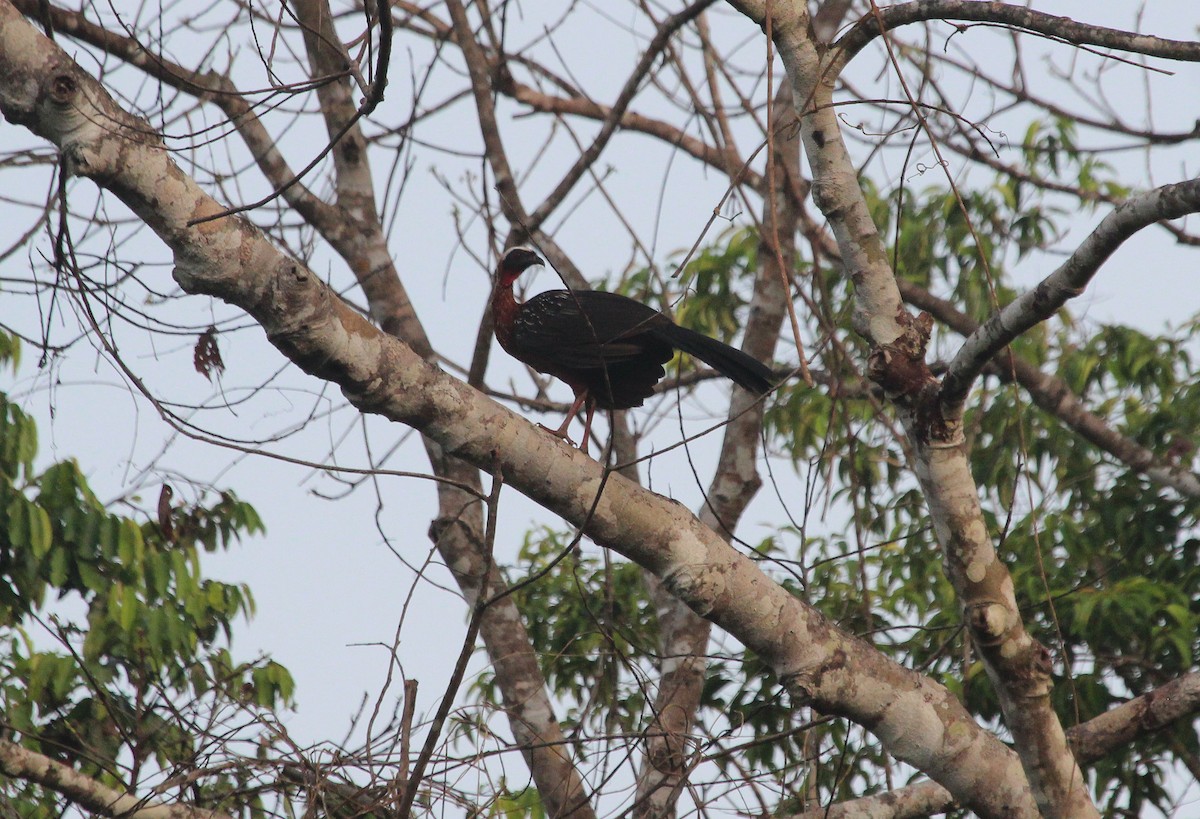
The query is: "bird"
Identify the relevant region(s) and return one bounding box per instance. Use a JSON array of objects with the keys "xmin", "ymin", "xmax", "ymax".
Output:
[{"xmin": 490, "ymin": 246, "xmax": 775, "ymax": 452}]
